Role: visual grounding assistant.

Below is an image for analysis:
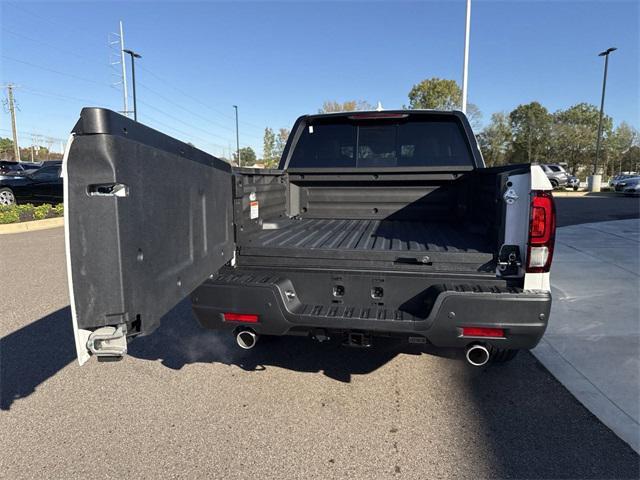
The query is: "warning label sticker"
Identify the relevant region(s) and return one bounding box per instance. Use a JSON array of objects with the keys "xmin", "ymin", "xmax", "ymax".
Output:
[{"xmin": 250, "ymin": 200, "xmax": 259, "ymax": 219}]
